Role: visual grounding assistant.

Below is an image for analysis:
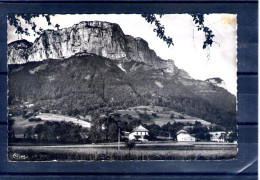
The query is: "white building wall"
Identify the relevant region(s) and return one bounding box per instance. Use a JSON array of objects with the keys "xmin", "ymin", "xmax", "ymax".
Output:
[
  {"xmin": 177, "ymin": 133, "xmax": 195, "ymax": 142},
  {"xmin": 129, "ymin": 131, "xmax": 148, "ymax": 141}
]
